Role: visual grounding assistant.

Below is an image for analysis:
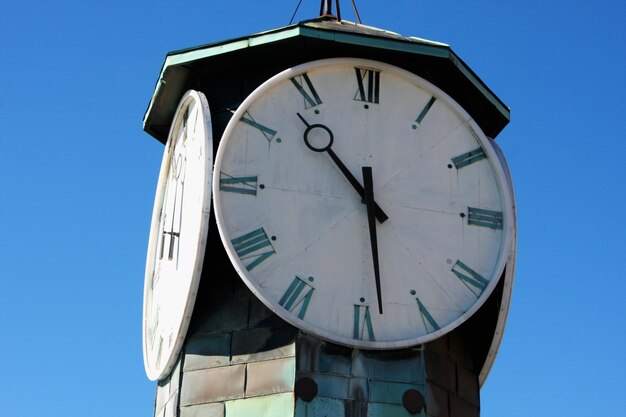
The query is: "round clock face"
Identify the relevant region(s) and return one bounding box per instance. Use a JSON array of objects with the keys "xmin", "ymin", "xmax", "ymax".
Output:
[
  {"xmin": 143, "ymin": 90, "xmax": 212, "ymax": 380},
  {"xmin": 213, "ymin": 58, "xmax": 513, "ymax": 349}
]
